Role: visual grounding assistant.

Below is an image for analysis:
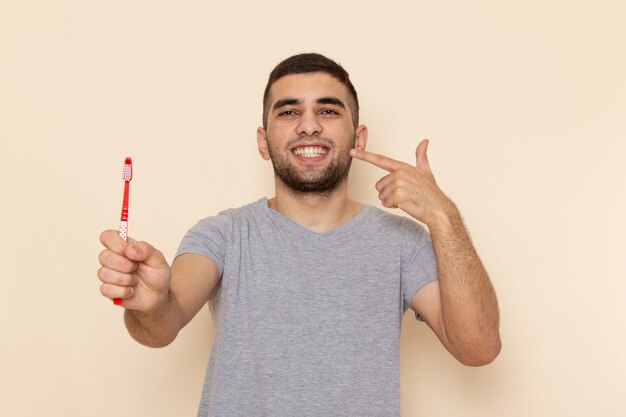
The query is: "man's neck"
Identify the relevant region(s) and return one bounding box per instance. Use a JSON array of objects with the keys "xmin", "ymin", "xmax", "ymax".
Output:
[{"xmin": 268, "ymin": 181, "xmax": 363, "ymax": 233}]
